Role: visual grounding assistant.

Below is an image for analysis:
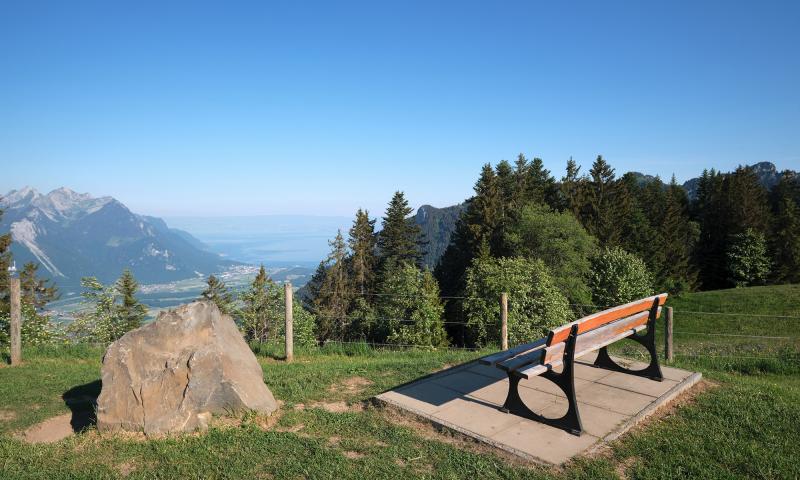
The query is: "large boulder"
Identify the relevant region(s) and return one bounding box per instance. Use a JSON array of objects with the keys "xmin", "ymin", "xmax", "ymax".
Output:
[{"xmin": 96, "ymin": 300, "xmax": 278, "ymax": 435}]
